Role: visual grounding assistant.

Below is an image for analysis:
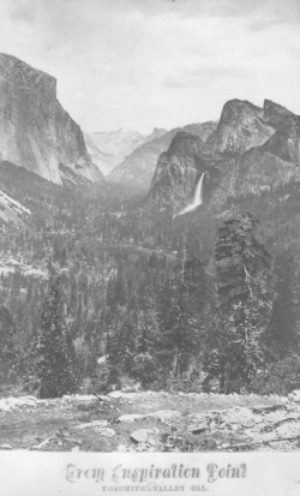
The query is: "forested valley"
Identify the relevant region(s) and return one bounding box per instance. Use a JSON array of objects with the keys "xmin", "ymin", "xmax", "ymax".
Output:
[{"xmin": 1, "ymin": 163, "xmax": 300, "ymax": 399}]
